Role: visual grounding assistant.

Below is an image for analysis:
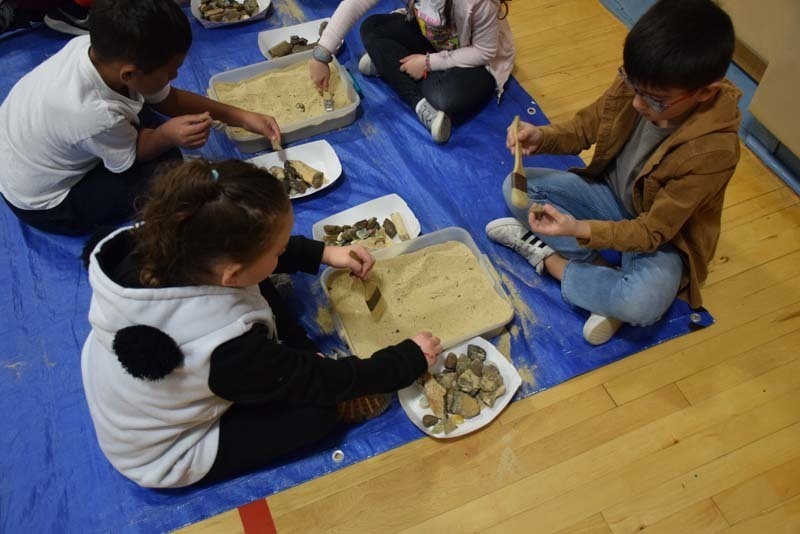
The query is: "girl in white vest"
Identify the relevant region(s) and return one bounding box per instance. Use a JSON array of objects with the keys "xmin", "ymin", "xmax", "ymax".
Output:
[
  {"xmin": 310, "ymin": 0, "xmax": 515, "ymax": 143},
  {"xmin": 81, "ymin": 159, "xmax": 442, "ymax": 488}
]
